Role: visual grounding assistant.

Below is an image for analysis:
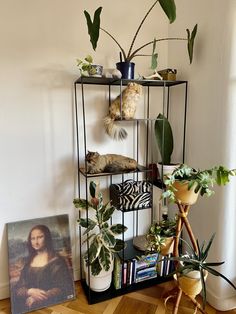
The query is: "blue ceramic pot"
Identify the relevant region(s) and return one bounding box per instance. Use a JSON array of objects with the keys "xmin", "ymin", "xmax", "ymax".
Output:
[{"xmin": 116, "ymin": 62, "xmax": 135, "ymax": 79}]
